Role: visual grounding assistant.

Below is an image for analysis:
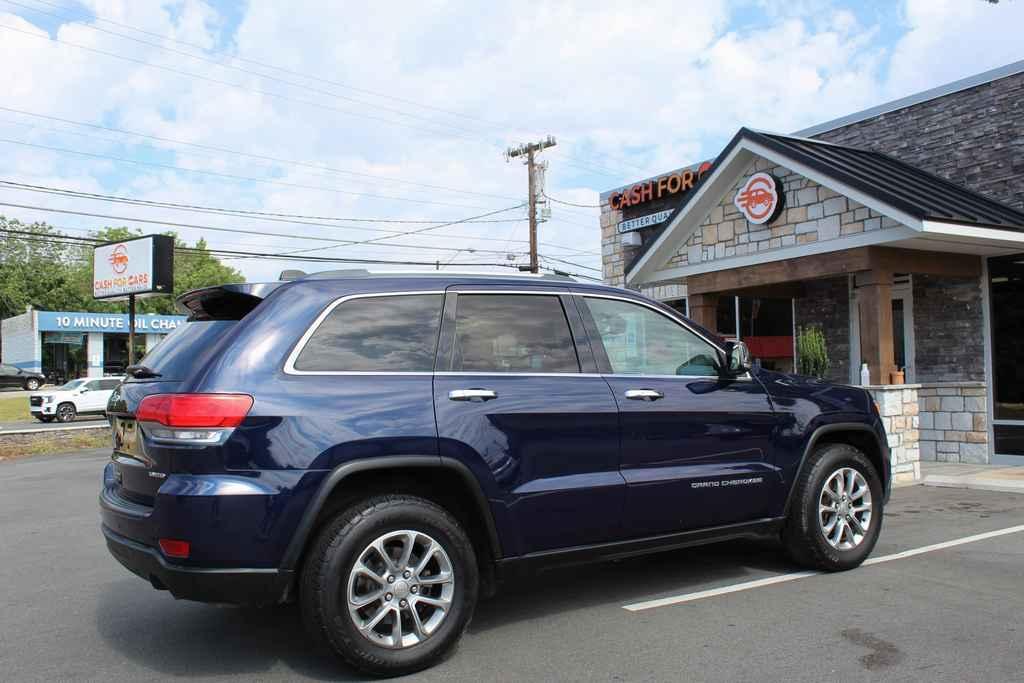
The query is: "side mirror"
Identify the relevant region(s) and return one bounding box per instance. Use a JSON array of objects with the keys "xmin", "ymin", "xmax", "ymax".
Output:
[{"xmin": 724, "ymin": 340, "xmax": 752, "ymax": 375}]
